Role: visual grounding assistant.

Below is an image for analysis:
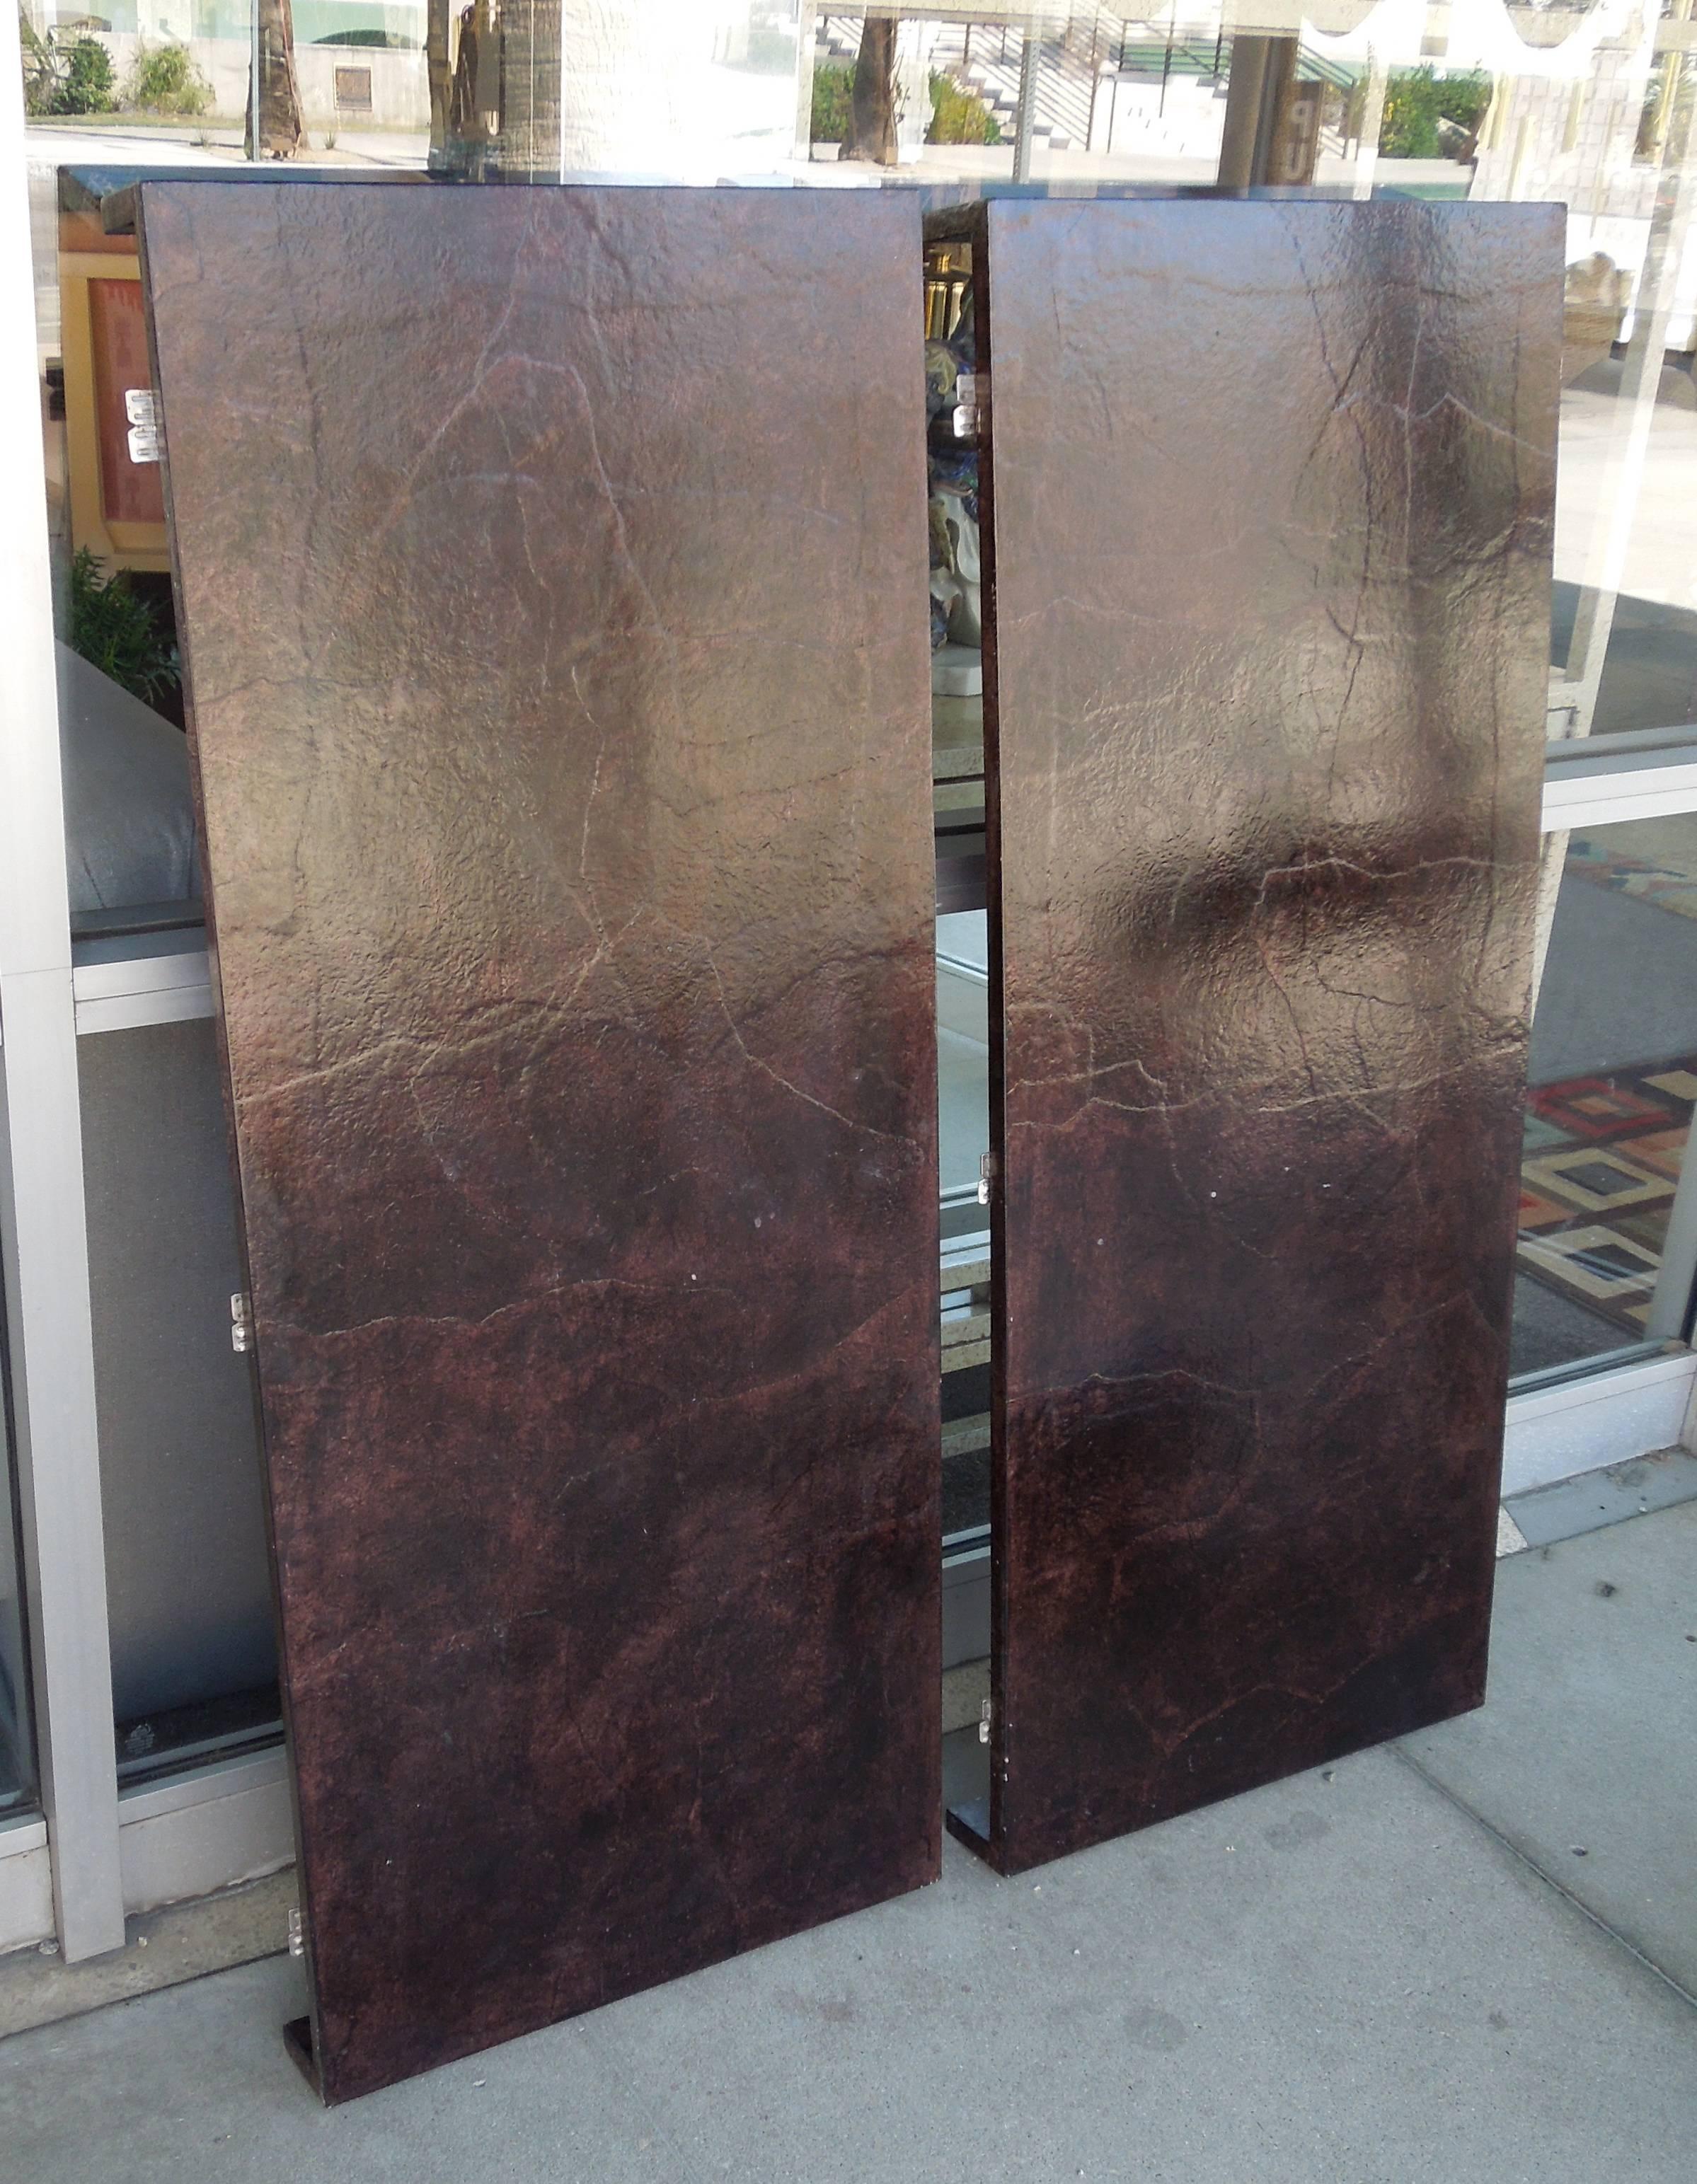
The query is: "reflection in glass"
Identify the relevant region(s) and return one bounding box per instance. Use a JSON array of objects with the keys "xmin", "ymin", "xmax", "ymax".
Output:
[
  {"xmin": 425, "ymin": 1, "xmax": 804, "ymax": 181},
  {"xmin": 1515, "ymin": 813, "xmax": 1697, "ymax": 1376},
  {"xmin": 1488, "ymin": 30, "xmax": 1697, "ymax": 739},
  {"xmin": 27, "ymin": 10, "xmax": 1697, "ymax": 1453},
  {"xmin": 250, "ymin": 0, "xmax": 306, "ymax": 161}
]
